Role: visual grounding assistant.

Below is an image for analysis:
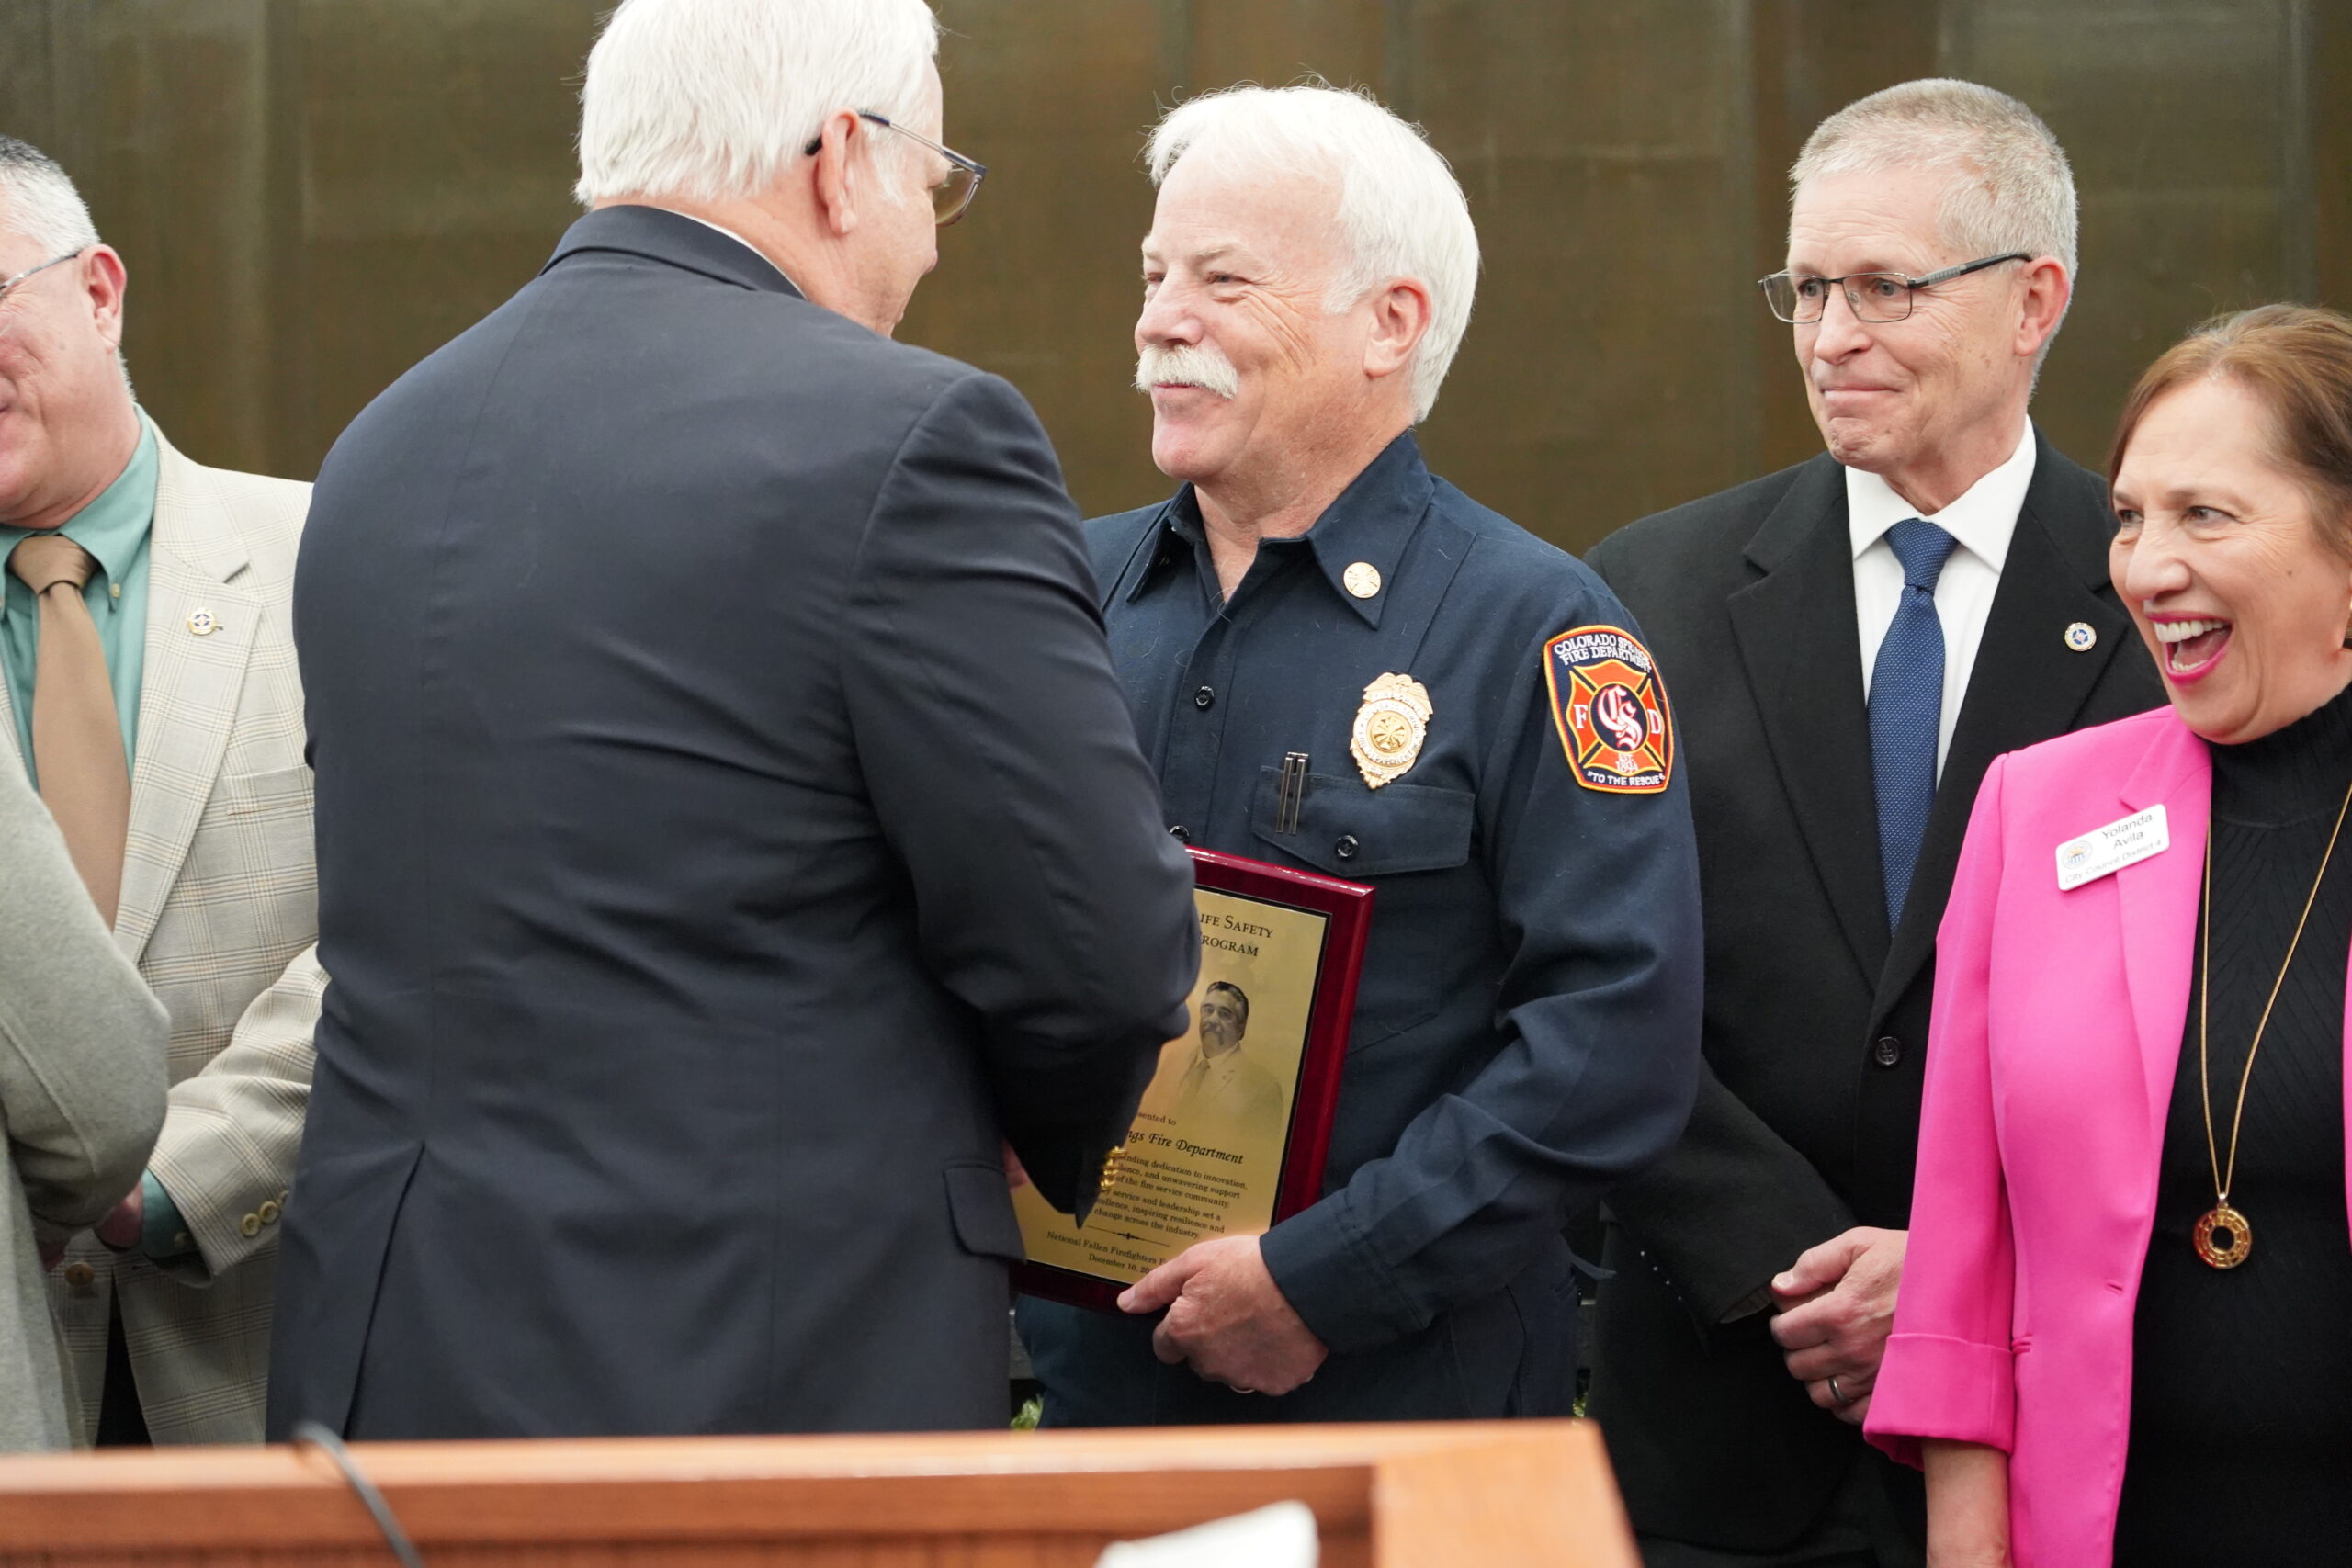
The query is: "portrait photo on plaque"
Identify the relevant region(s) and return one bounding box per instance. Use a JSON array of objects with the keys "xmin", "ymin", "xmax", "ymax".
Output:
[{"xmin": 1012, "ymin": 849, "xmax": 1371, "ymax": 1310}]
